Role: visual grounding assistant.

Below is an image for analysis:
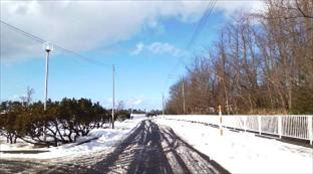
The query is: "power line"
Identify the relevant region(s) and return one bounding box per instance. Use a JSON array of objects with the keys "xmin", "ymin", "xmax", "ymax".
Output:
[
  {"xmin": 162, "ymin": 0, "xmax": 217, "ymax": 95},
  {"xmin": 0, "ymin": 20, "xmax": 110, "ymax": 67},
  {"xmin": 168, "ymin": 0, "xmax": 217, "ymax": 76},
  {"xmin": 53, "ymin": 45, "xmax": 110, "ymax": 67},
  {"xmin": 186, "ymin": 0, "xmax": 217, "ymax": 49},
  {"xmin": 1, "ymin": 20, "xmax": 45, "ymax": 43}
]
